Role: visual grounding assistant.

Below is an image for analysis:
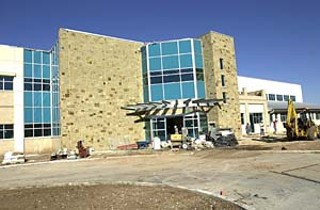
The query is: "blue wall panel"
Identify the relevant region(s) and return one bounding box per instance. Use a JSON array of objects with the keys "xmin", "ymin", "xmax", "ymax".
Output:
[
  {"xmin": 148, "ymin": 44, "xmax": 161, "ymax": 57},
  {"xmin": 161, "ymin": 42, "xmax": 178, "ymax": 55},
  {"xmin": 164, "ymin": 83, "xmax": 181, "ymax": 100},
  {"xmin": 151, "ymin": 84, "xmax": 163, "ymax": 101},
  {"xmin": 182, "ymin": 82, "xmax": 195, "ymax": 98},
  {"xmin": 179, "ymin": 40, "xmax": 191, "ymax": 53},
  {"xmin": 162, "ymin": 56, "xmax": 179, "ymax": 69}
]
